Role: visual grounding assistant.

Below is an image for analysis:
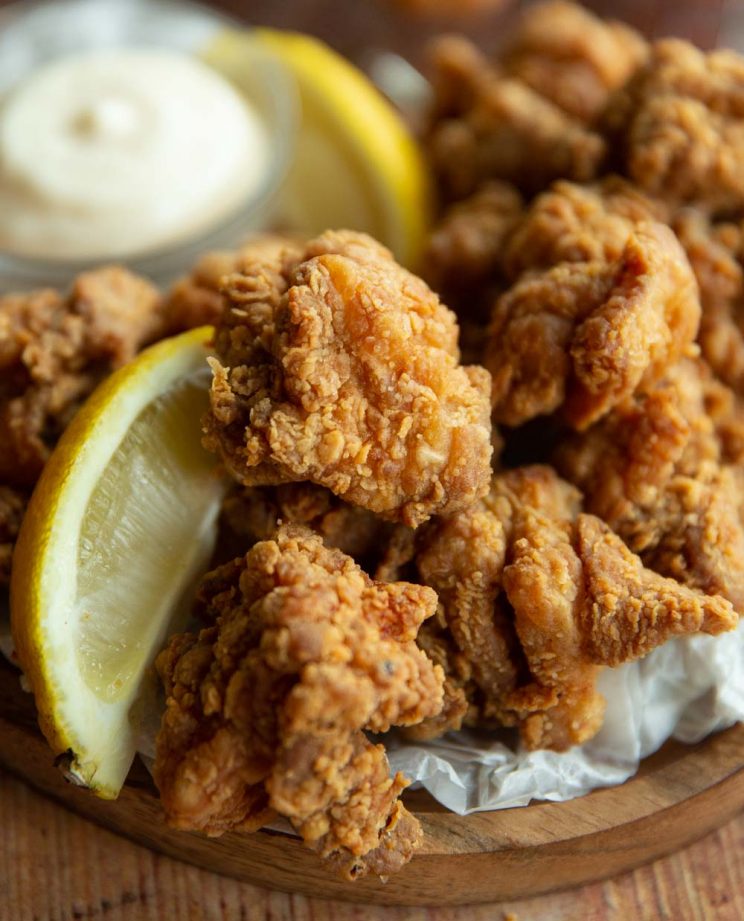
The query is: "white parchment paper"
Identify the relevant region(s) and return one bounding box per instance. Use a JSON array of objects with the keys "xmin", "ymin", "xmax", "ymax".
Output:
[{"xmin": 383, "ymin": 623, "xmax": 744, "ymax": 815}]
